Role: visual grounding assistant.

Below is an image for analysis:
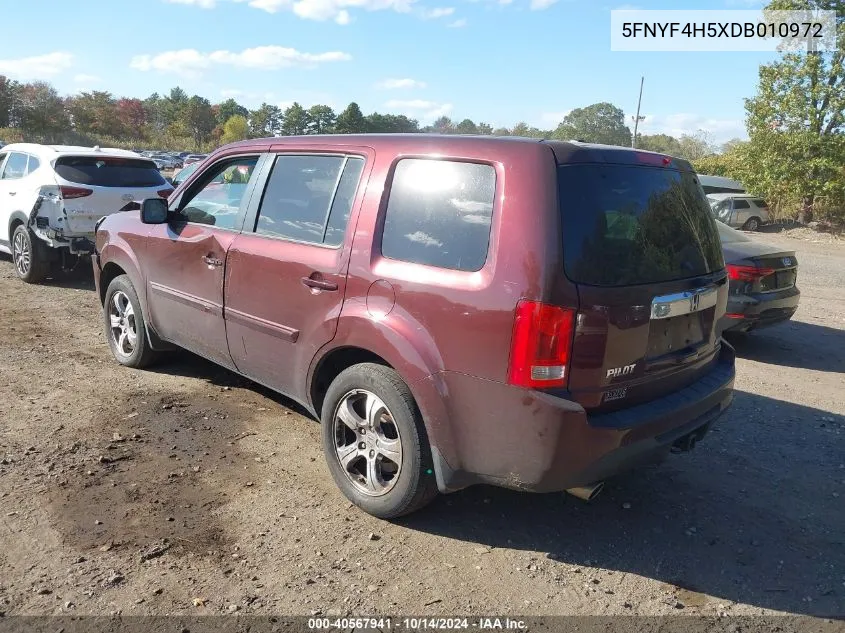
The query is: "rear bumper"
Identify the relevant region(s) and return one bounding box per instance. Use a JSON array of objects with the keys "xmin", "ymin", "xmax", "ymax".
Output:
[
  {"xmin": 430, "ymin": 343, "xmax": 735, "ymax": 494},
  {"xmin": 720, "ymin": 286, "xmax": 800, "ymax": 333}
]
